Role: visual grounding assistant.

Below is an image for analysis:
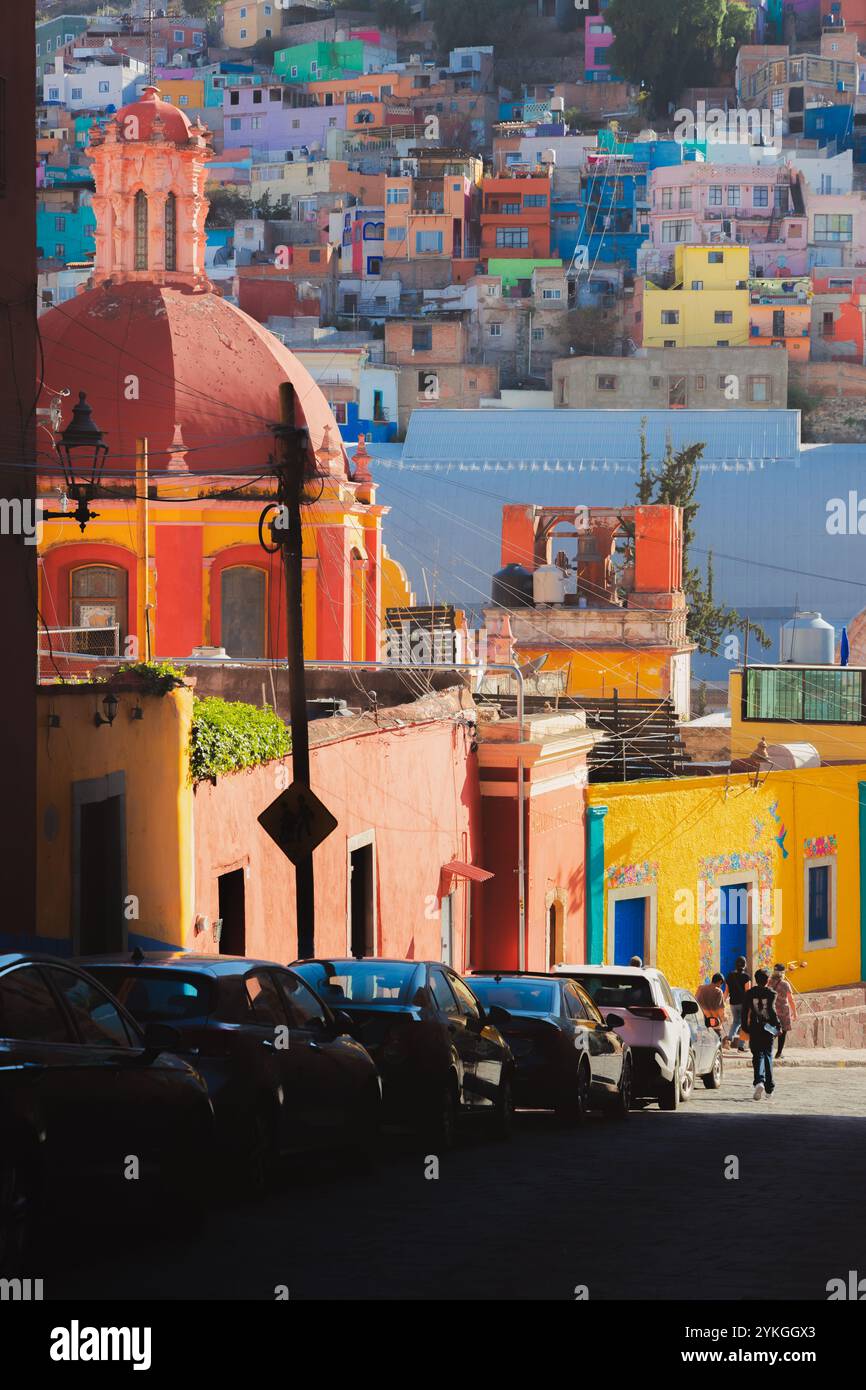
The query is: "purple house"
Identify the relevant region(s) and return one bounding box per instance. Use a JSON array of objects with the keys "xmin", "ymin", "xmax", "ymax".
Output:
[{"xmin": 222, "ymin": 82, "xmax": 346, "ymax": 154}]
